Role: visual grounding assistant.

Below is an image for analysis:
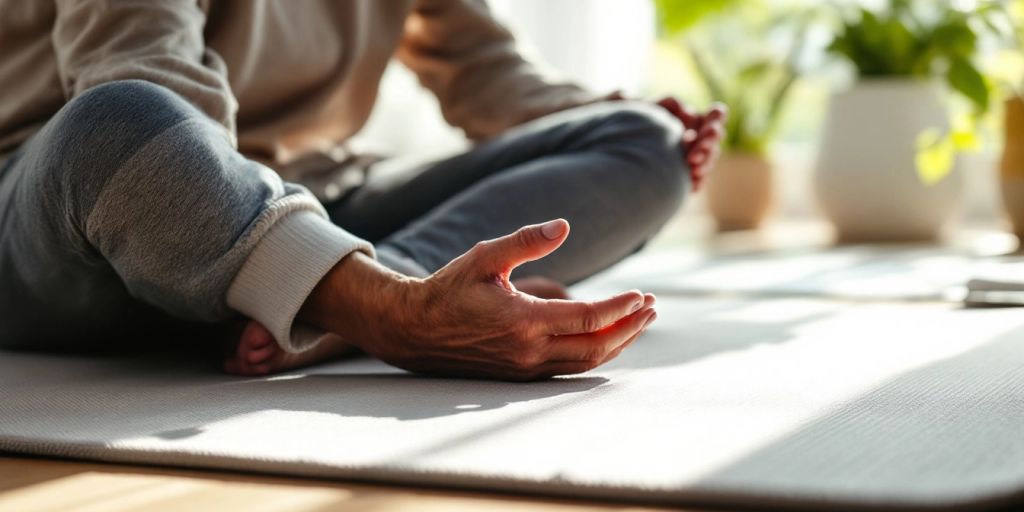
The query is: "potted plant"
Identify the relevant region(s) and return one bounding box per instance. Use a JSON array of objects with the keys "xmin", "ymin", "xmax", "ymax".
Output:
[
  {"xmin": 816, "ymin": 0, "xmax": 995, "ymax": 242},
  {"xmin": 656, "ymin": 1, "xmax": 808, "ymax": 231}
]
